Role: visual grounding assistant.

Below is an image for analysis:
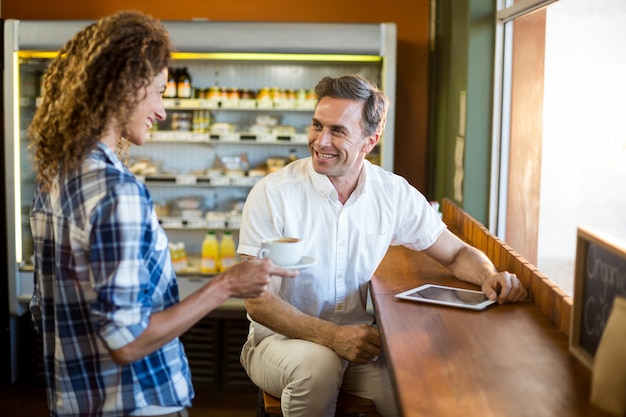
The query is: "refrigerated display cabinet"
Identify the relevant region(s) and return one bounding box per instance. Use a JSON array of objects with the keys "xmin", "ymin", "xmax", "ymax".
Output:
[{"xmin": 2, "ymin": 19, "xmax": 396, "ymax": 385}]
